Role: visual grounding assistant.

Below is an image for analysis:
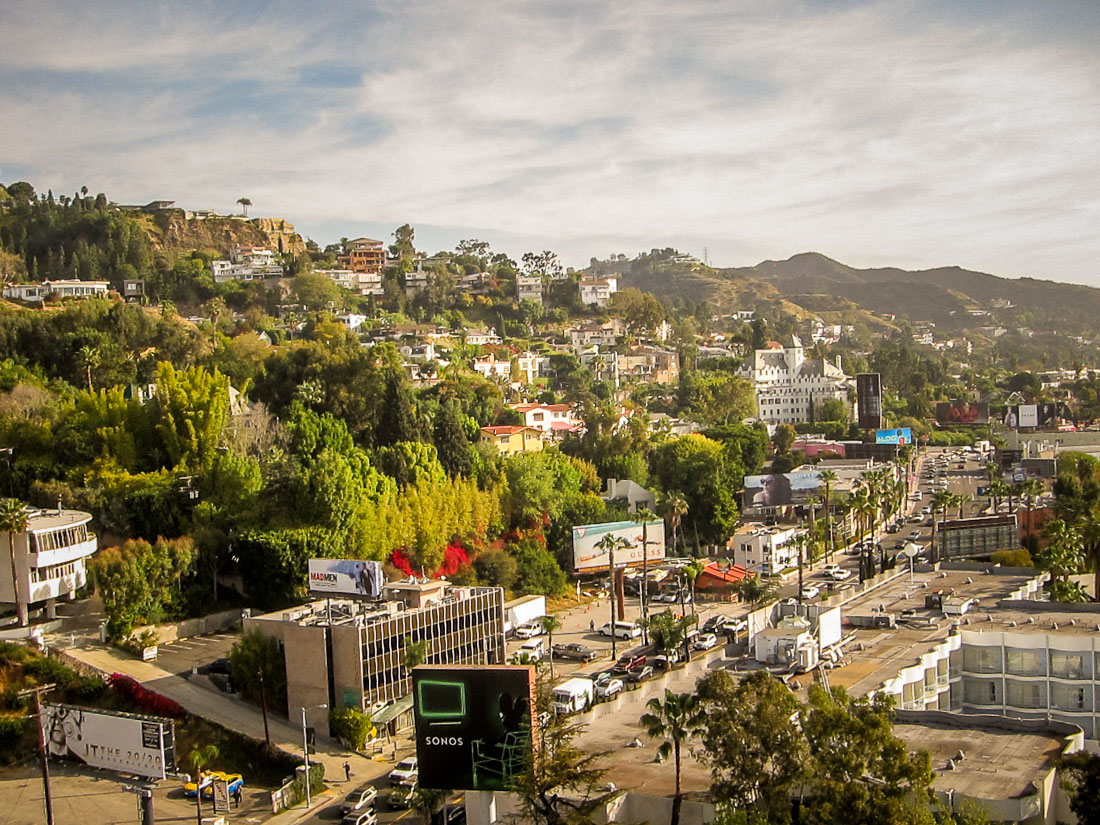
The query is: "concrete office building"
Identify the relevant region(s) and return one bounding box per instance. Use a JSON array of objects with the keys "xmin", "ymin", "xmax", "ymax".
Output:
[{"xmin": 244, "ymin": 580, "xmax": 505, "ymax": 737}]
